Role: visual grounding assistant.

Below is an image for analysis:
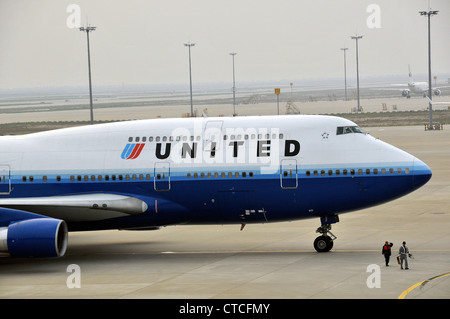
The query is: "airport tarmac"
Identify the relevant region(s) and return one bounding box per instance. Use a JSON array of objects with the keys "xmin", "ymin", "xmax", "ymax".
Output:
[{"xmin": 0, "ymin": 125, "xmax": 448, "ymax": 300}]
